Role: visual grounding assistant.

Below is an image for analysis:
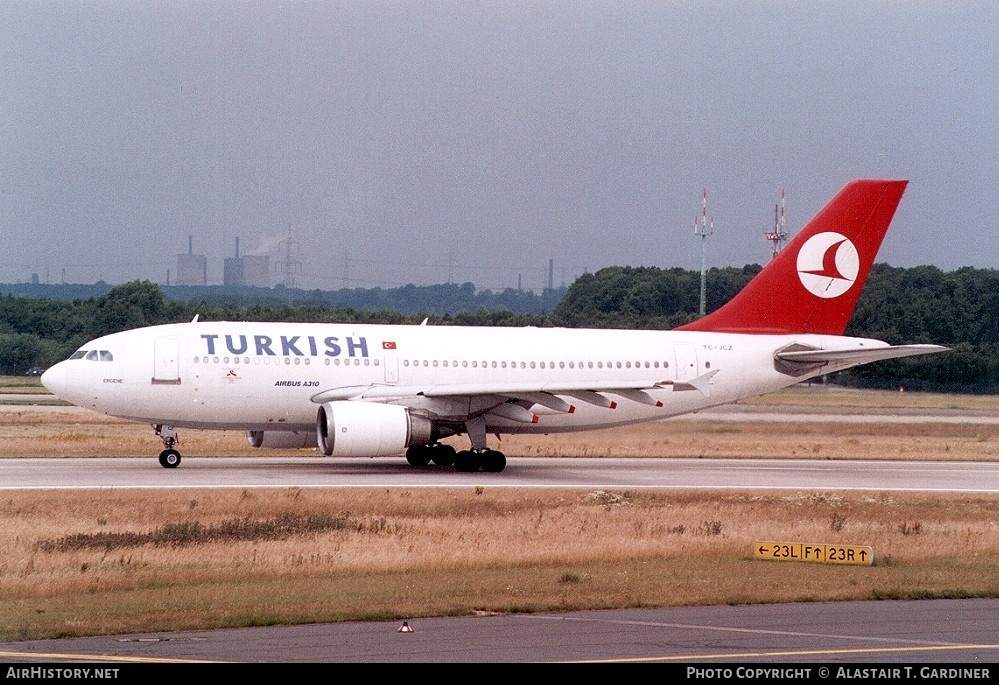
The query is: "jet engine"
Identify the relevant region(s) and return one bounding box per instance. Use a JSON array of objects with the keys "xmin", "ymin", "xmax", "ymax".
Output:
[
  {"xmin": 246, "ymin": 431, "xmax": 316, "ymax": 449},
  {"xmin": 316, "ymin": 401, "xmax": 433, "ymax": 457}
]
